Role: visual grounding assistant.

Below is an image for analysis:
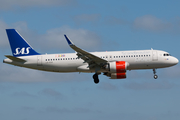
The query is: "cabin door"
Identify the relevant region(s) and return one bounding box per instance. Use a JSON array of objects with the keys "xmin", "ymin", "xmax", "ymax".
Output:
[{"xmin": 37, "ymin": 56, "xmax": 42, "ymax": 66}]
